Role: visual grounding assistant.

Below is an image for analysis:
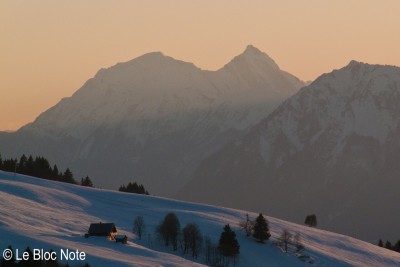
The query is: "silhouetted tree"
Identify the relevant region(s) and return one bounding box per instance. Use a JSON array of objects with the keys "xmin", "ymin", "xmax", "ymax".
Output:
[
  {"xmin": 119, "ymin": 182, "xmax": 149, "ymax": 195},
  {"xmin": 157, "ymin": 213, "xmax": 180, "ymax": 250},
  {"xmin": 393, "ymin": 240, "xmax": 400, "ymax": 253},
  {"xmin": 133, "ymin": 215, "xmax": 146, "ymax": 240},
  {"xmin": 385, "ymin": 240, "xmax": 393, "ymax": 250},
  {"xmin": 81, "ymin": 176, "xmax": 93, "ymax": 187},
  {"xmin": 239, "ymin": 213, "xmax": 254, "ymax": 237},
  {"xmin": 280, "ymin": 229, "xmax": 292, "ymax": 253},
  {"xmin": 218, "ymin": 224, "xmax": 240, "ymax": 266},
  {"xmin": 252, "ymin": 213, "xmax": 270, "ymax": 243},
  {"xmin": 182, "ymin": 223, "xmax": 202, "ymax": 258},
  {"xmin": 62, "ymin": 168, "xmax": 76, "ymax": 184},
  {"xmin": 52, "ymin": 164, "xmax": 61, "ymax": 180},
  {"xmin": 378, "ymin": 239, "xmax": 384, "ymax": 247},
  {"xmin": 304, "ymin": 214, "xmax": 317, "ymax": 227}
]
